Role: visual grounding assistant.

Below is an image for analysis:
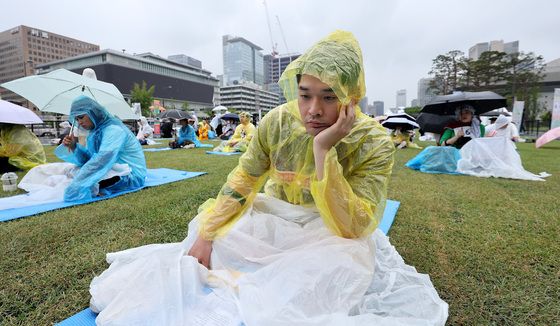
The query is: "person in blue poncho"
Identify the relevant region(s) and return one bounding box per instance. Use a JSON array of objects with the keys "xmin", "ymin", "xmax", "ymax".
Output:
[
  {"xmin": 168, "ymin": 117, "xmax": 201, "ymax": 149},
  {"xmin": 56, "ymin": 96, "xmax": 147, "ymax": 201}
]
